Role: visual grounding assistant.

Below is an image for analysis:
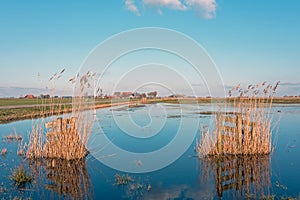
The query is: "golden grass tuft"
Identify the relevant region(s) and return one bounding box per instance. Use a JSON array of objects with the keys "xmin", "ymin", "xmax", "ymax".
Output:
[
  {"xmin": 26, "ymin": 70, "xmax": 95, "ymax": 161},
  {"xmin": 197, "ymin": 81, "xmax": 280, "ymax": 156}
]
